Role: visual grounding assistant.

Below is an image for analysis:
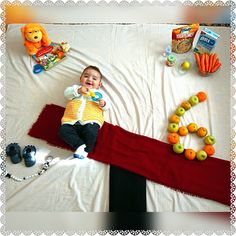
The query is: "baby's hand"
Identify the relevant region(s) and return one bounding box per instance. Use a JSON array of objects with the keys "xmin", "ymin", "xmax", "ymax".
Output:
[
  {"xmin": 98, "ymin": 99, "xmax": 106, "ymax": 107},
  {"xmin": 78, "ymin": 86, "xmax": 89, "ymax": 94}
]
